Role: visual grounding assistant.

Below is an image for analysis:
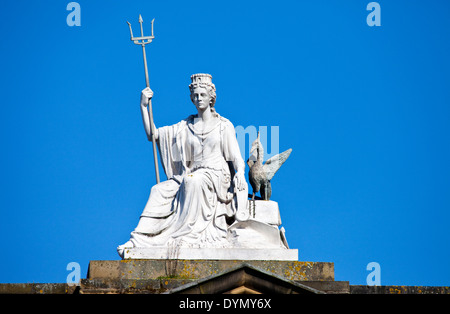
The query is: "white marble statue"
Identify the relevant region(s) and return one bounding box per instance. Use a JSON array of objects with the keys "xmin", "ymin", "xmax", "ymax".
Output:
[{"xmin": 117, "ymin": 74, "xmax": 248, "ymax": 258}]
